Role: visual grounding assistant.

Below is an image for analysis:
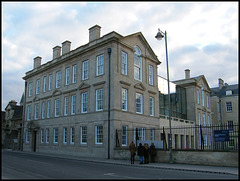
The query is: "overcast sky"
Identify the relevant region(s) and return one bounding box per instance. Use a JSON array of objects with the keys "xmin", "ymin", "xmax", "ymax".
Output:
[{"xmin": 2, "ymin": 2, "xmax": 238, "ymax": 111}]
